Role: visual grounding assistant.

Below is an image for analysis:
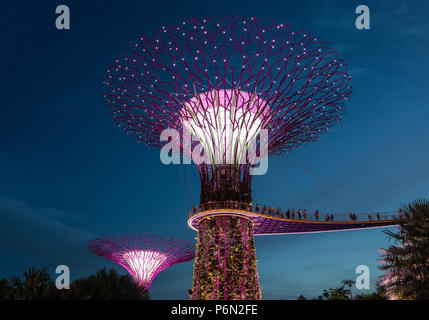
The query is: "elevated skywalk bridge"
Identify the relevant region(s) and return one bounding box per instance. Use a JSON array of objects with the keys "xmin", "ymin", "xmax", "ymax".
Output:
[{"xmin": 188, "ymin": 202, "xmax": 400, "ymax": 235}]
